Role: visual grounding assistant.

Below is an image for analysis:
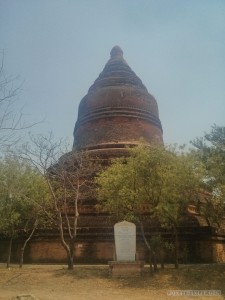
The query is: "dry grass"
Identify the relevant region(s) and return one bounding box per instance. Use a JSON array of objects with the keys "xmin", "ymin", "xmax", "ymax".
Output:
[{"xmin": 0, "ymin": 263, "xmax": 224, "ymax": 300}]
